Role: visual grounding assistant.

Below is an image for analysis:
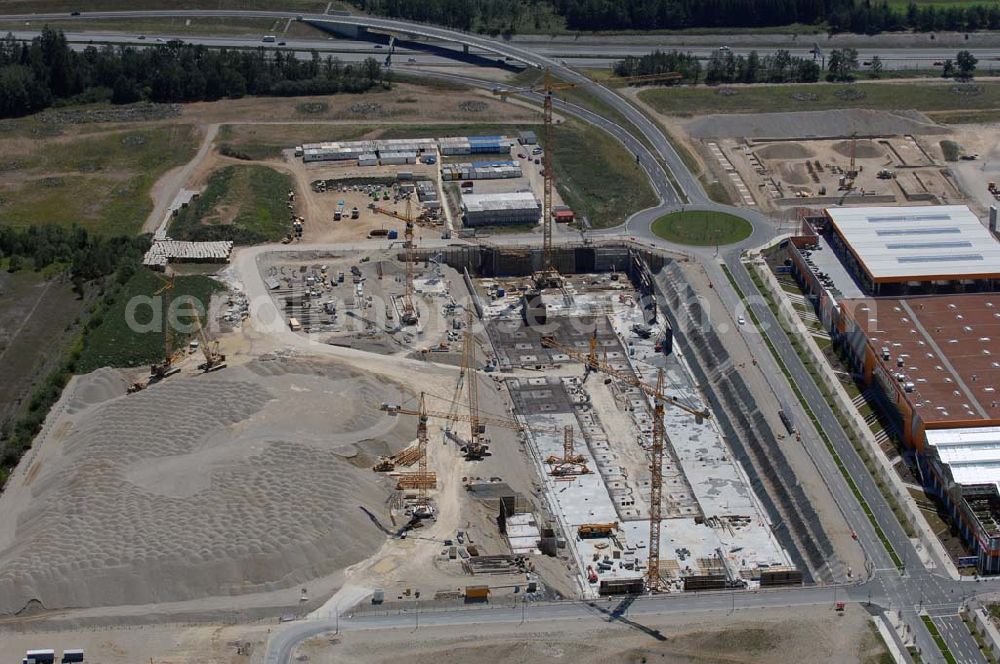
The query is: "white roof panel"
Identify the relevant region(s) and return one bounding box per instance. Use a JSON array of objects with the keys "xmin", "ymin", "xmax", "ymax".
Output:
[
  {"xmin": 826, "ymin": 205, "xmax": 1000, "ymax": 282},
  {"xmin": 926, "ymin": 426, "xmax": 1000, "ymax": 486}
]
